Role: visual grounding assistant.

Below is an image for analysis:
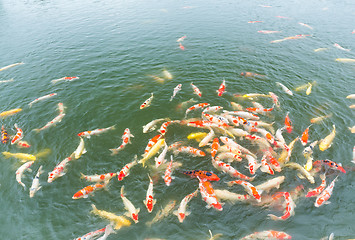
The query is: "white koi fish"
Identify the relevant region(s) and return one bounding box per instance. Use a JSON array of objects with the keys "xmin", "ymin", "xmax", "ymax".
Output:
[
  {"xmin": 16, "ymin": 161, "xmax": 34, "ymax": 189},
  {"xmin": 143, "ymin": 118, "xmax": 170, "ymax": 133},
  {"xmin": 74, "ymin": 226, "xmax": 107, "ymax": 240},
  {"xmin": 51, "ymin": 76, "xmax": 79, "ymax": 84},
  {"xmin": 28, "ymin": 93, "xmax": 57, "ymax": 107},
  {"xmin": 140, "ymin": 93, "xmax": 154, "ymax": 109},
  {"xmin": 155, "ymin": 142, "xmax": 168, "ymax": 168},
  {"xmin": 255, "ymin": 176, "xmax": 285, "ymax": 193},
  {"xmin": 222, "ymin": 110, "xmax": 260, "ymax": 120},
  {"xmin": 121, "ymin": 186, "xmax": 140, "ymax": 223},
  {"xmin": 109, "ymin": 128, "xmax": 134, "ymax": 155},
  {"xmin": 170, "ymin": 84, "xmax": 182, "ymax": 101},
  {"xmin": 0, "ymin": 62, "xmax": 24, "ymax": 72},
  {"xmin": 47, "ymin": 155, "xmax": 73, "ymax": 183},
  {"xmin": 199, "ymin": 127, "xmax": 215, "ymax": 148},
  {"xmin": 81, "ymin": 172, "xmax": 117, "ymax": 182},
  {"xmin": 0, "ymin": 78, "xmax": 14, "ymax": 83},
  {"xmin": 173, "ymin": 189, "xmax": 198, "ymax": 222},
  {"xmin": 33, "ymin": 113, "xmax": 65, "ymax": 132},
  {"xmin": 77, "ymin": 125, "xmax": 116, "ymax": 138},
  {"xmin": 298, "ymin": 22, "xmax": 313, "ymax": 29},
  {"xmin": 334, "ymin": 43, "xmax": 351, "ymax": 52},
  {"xmin": 144, "ymin": 174, "xmax": 156, "ymax": 213},
  {"xmin": 74, "ymin": 137, "xmax": 87, "ymax": 159},
  {"xmin": 276, "ymin": 82, "xmax": 293, "ymax": 96},
  {"xmin": 29, "ymin": 165, "xmax": 43, "ymax": 197},
  {"xmin": 191, "ymin": 82, "xmax": 202, "ymax": 97},
  {"xmin": 258, "ymin": 30, "xmax": 281, "ymax": 34},
  {"xmin": 214, "ymin": 189, "xmax": 250, "ymax": 203}
]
